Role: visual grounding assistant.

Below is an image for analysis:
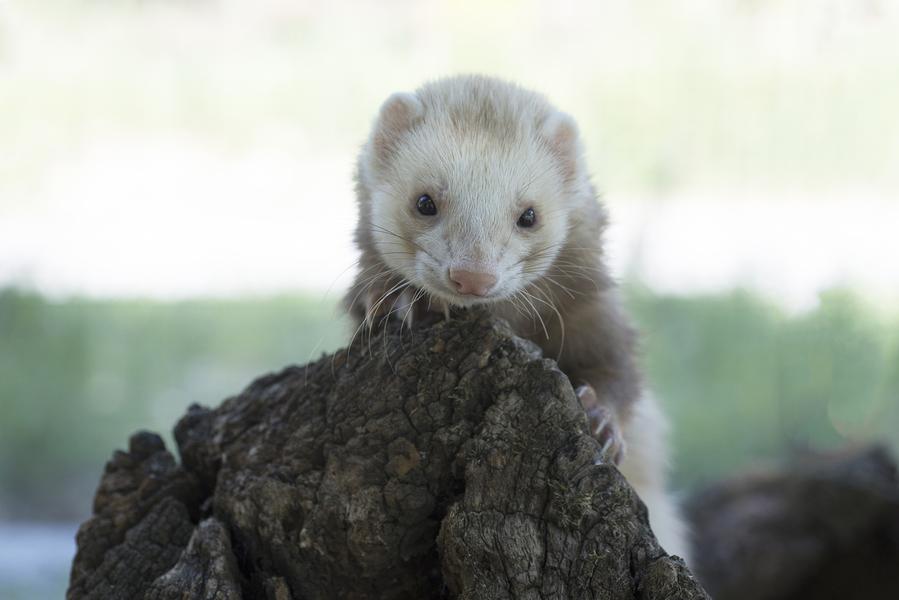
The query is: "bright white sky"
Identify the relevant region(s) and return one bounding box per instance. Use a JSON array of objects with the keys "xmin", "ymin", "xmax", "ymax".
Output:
[
  {"xmin": 1, "ymin": 0, "xmax": 897, "ymax": 312},
  {"xmin": 1, "ymin": 139, "xmax": 896, "ymax": 312}
]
